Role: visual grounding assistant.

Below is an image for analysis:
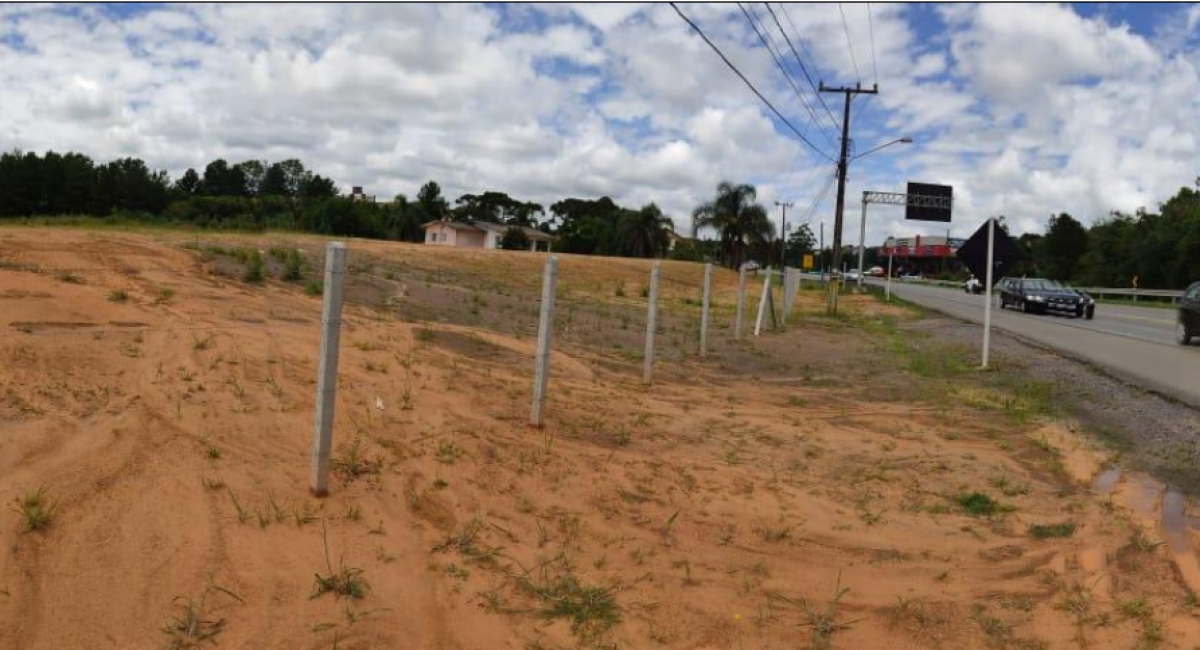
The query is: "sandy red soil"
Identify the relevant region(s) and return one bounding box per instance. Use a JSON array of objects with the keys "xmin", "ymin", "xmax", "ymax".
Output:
[{"xmin": 1, "ymin": 227, "xmax": 1199, "ymax": 649}]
